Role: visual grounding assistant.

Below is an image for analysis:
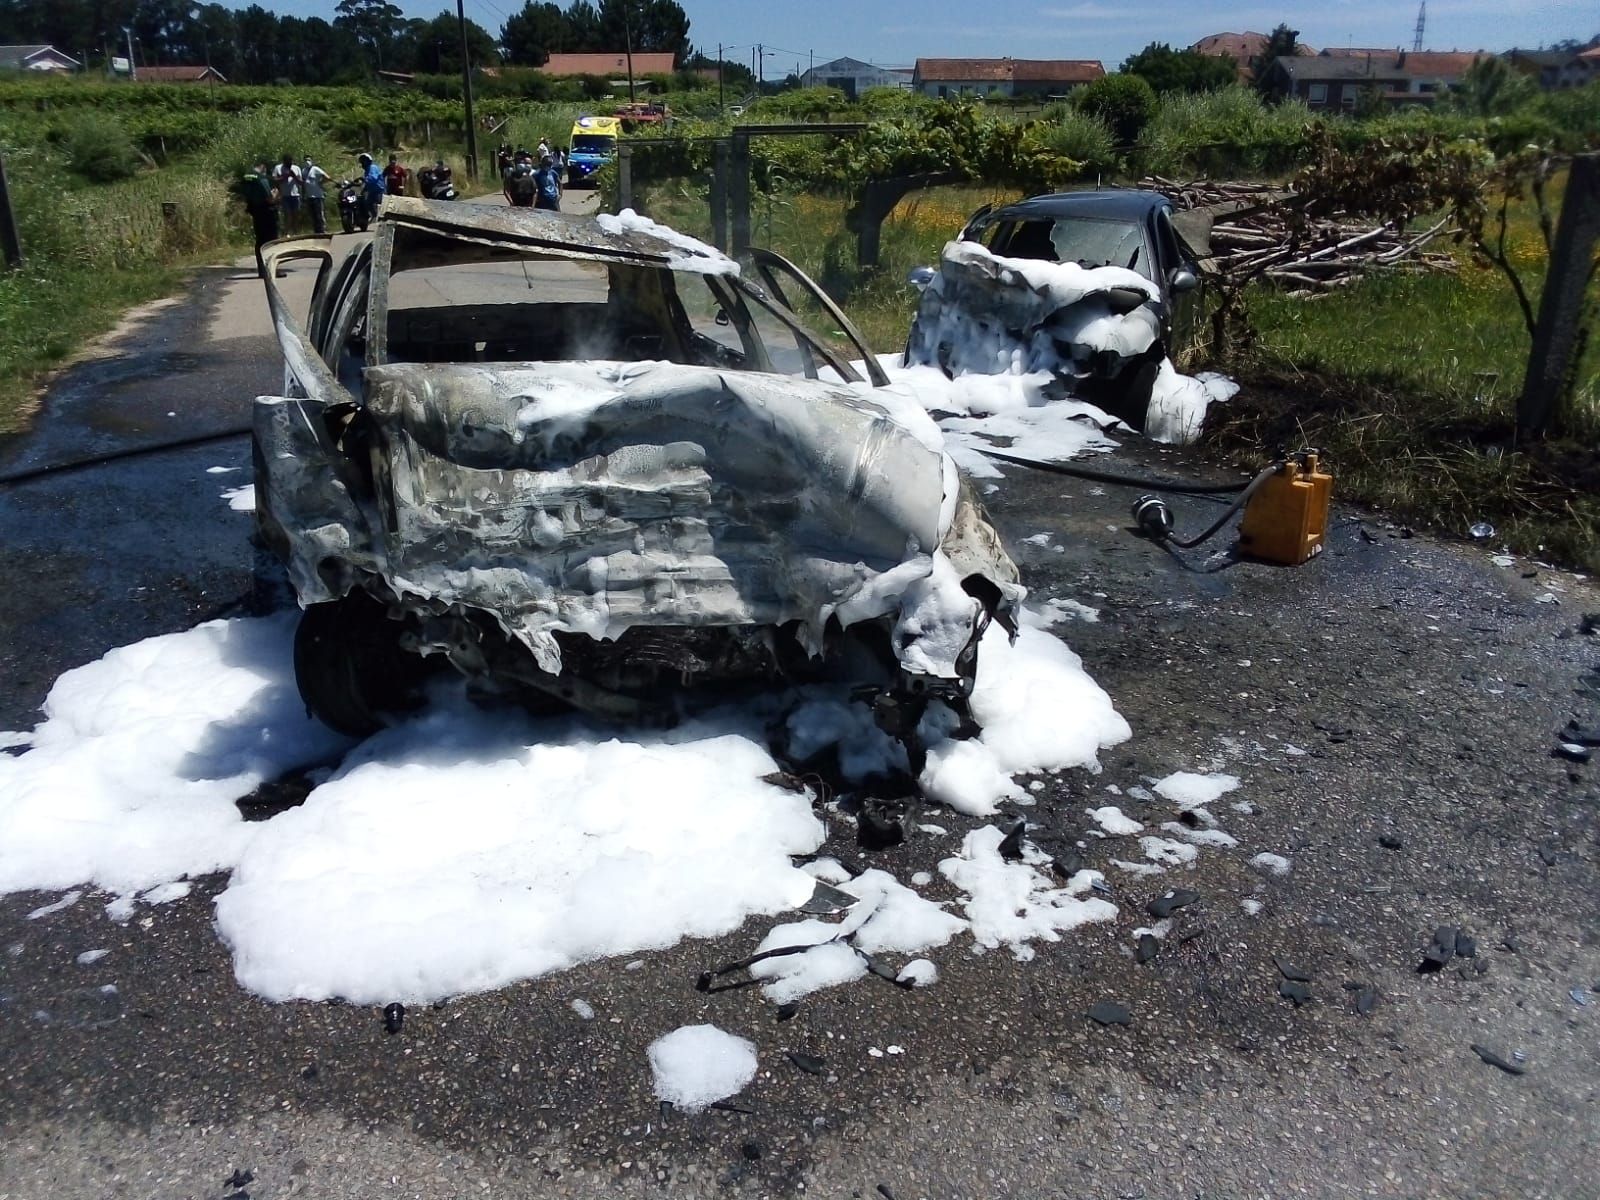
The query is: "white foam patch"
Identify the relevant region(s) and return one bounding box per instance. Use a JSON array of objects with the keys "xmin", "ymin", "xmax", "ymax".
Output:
[
  {"xmin": 919, "ymin": 611, "xmax": 1129, "ymax": 817},
  {"xmin": 1160, "ymin": 822, "xmax": 1238, "ymax": 848},
  {"xmin": 1153, "ymin": 771, "xmax": 1240, "ymax": 811},
  {"xmin": 1086, "ymin": 806, "xmax": 1143, "ymax": 836},
  {"xmin": 1145, "ymin": 366, "xmax": 1238, "ymax": 445},
  {"xmin": 218, "ymin": 711, "xmax": 824, "ymax": 1003},
  {"xmin": 0, "ymin": 614, "xmax": 348, "ymax": 898},
  {"xmin": 939, "ymin": 825, "xmax": 1115, "ymax": 960},
  {"xmin": 220, "ymin": 484, "xmax": 256, "ymax": 512},
  {"xmin": 596, "ymin": 208, "xmax": 739, "ymax": 276},
  {"xmin": 749, "ymin": 868, "xmax": 965, "ymax": 1003},
  {"xmin": 1251, "ymin": 852, "xmax": 1292, "ymax": 877},
  {"xmin": 76, "ymin": 948, "xmax": 110, "ymax": 965},
  {"xmin": 1037, "ymin": 598, "xmax": 1100, "ymax": 625},
  {"xmin": 26, "ymin": 890, "xmax": 82, "ymax": 920},
  {"xmin": 897, "ymin": 958, "xmax": 938, "ymax": 987},
  {"xmin": 647, "ymin": 1025, "xmax": 757, "ymax": 1111}
]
